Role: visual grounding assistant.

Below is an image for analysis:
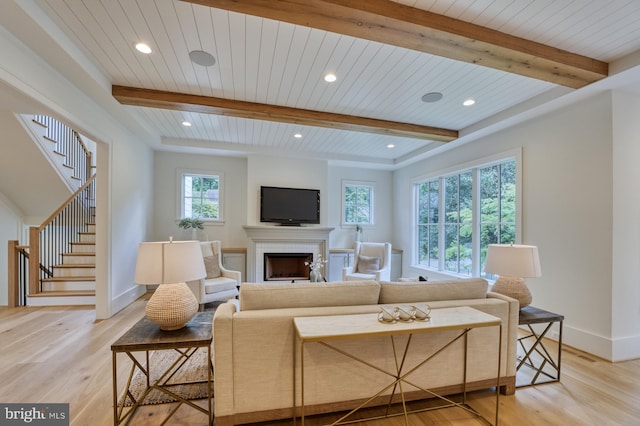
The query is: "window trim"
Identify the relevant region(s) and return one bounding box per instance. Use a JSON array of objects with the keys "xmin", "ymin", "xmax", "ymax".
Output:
[
  {"xmin": 411, "ymin": 148, "xmax": 522, "ymax": 278},
  {"xmin": 176, "ymin": 168, "xmax": 225, "ymax": 223},
  {"xmin": 341, "ymin": 180, "xmax": 375, "ymax": 228}
]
